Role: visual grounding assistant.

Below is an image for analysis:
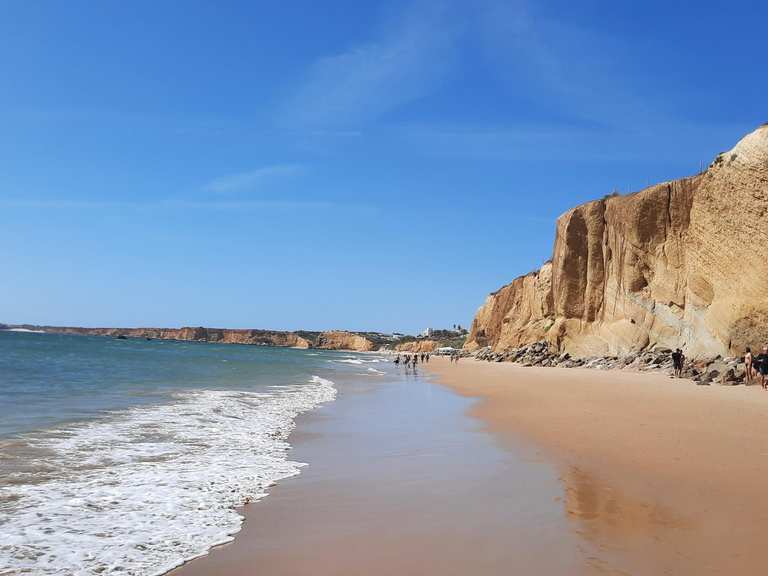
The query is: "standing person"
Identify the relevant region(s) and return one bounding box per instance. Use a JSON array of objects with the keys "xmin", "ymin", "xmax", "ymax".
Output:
[
  {"xmin": 757, "ymin": 346, "xmax": 768, "ymax": 389},
  {"xmin": 677, "ymin": 348, "xmax": 685, "ymax": 378},
  {"xmin": 426, "ymin": 353, "xmax": 430, "ymax": 363},
  {"xmin": 671, "ymin": 349, "xmax": 683, "ymax": 377},
  {"xmin": 404, "ymin": 354, "xmax": 410, "ymax": 369},
  {"xmin": 745, "ymin": 347, "xmax": 754, "ymax": 385}
]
